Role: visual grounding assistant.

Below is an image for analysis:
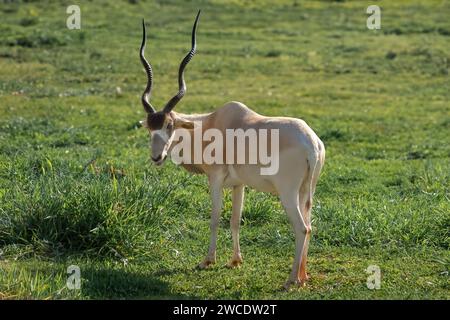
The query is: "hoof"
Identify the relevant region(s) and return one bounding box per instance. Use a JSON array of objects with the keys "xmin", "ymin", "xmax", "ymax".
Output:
[
  {"xmin": 283, "ymin": 278, "xmax": 307, "ymax": 291},
  {"xmin": 197, "ymin": 259, "xmax": 215, "ymax": 270},
  {"xmin": 226, "ymin": 257, "xmax": 243, "ymax": 268}
]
